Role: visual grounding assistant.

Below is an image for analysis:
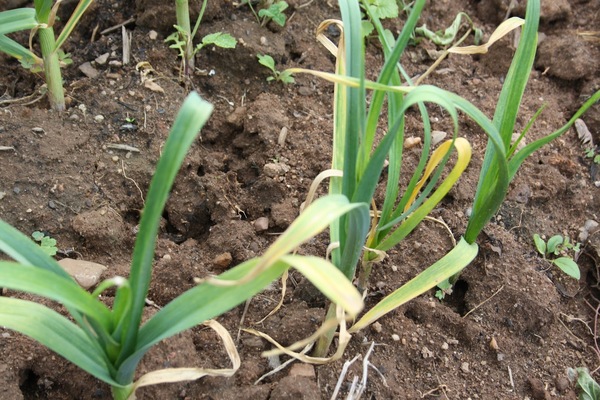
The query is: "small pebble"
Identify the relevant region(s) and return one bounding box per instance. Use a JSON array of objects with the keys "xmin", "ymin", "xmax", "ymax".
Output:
[
  {"xmin": 79, "ymin": 62, "xmax": 99, "ymax": 78},
  {"xmin": 148, "ymin": 30, "xmax": 158, "ymax": 40},
  {"xmin": 405, "ymin": 136, "xmax": 421, "ymax": 149},
  {"xmin": 441, "ymin": 342, "xmax": 449, "ymax": 350},
  {"xmin": 48, "ymin": 200, "xmax": 56, "ymax": 209},
  {"xmin": 162, "ymin": 254, "xmax": 172, "ymax": 261},
  {"xmin": 213, "ymin": 252, "xmax": 233, "ymax": 269},
  {"xmin": 94, "ymin": 115, "xmax": 105, "ymax": 123},
  {"xmin": 288, "ymin": 364, "xmax": 315, "ymax": 378},
  {"xmin": 490, "ymin": 337, "xmax": 499, "ymax": 351},
  {"xmin": 253, "ymin": 217, "xmax": 269, "ymax": 232},
  {"xmin": 555, "ymin": 376, "xmax": 570, "ymax": 393},
  {"xmin": 391, "ymin": 334, "xmax": 400, "ymax": 341},
  {"xmin": 371, "ymin": 322, "xmax": 382, "ymax": 333},
  {"xmin": 31, "ymin": 127, "xmax": 45, "ymax": 134},
  {"xmin": 95, "ymin": 53, "xmax": 110, "ymax": 65},
  {"xmin": 460, "ymin": 362, "xmax": 470, "ymax": 373},
  {"xmin": 421, "ymin": 346, "xmax": 434, "ymax": 358}
]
